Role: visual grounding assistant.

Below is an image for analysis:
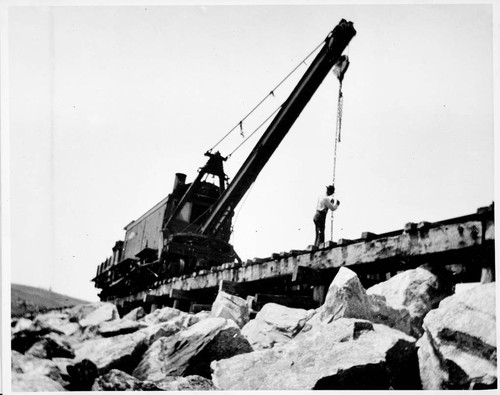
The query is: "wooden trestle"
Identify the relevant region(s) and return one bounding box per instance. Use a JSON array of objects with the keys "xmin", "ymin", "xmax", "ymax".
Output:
[{"xmin": 107, "ymin": 204, "xmax": 495, "ymax": 315}]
